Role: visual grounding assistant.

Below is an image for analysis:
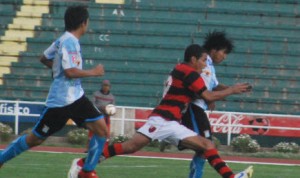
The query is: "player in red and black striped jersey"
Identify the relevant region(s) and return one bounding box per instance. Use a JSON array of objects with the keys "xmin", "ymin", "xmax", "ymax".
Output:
[
  {"xmin": 151, "ymin": 62, "xmax": 208, "ymax": 121},
  {"xmin": 69, "ymin": 44, "xmax": 253, "ymax": 178}
]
